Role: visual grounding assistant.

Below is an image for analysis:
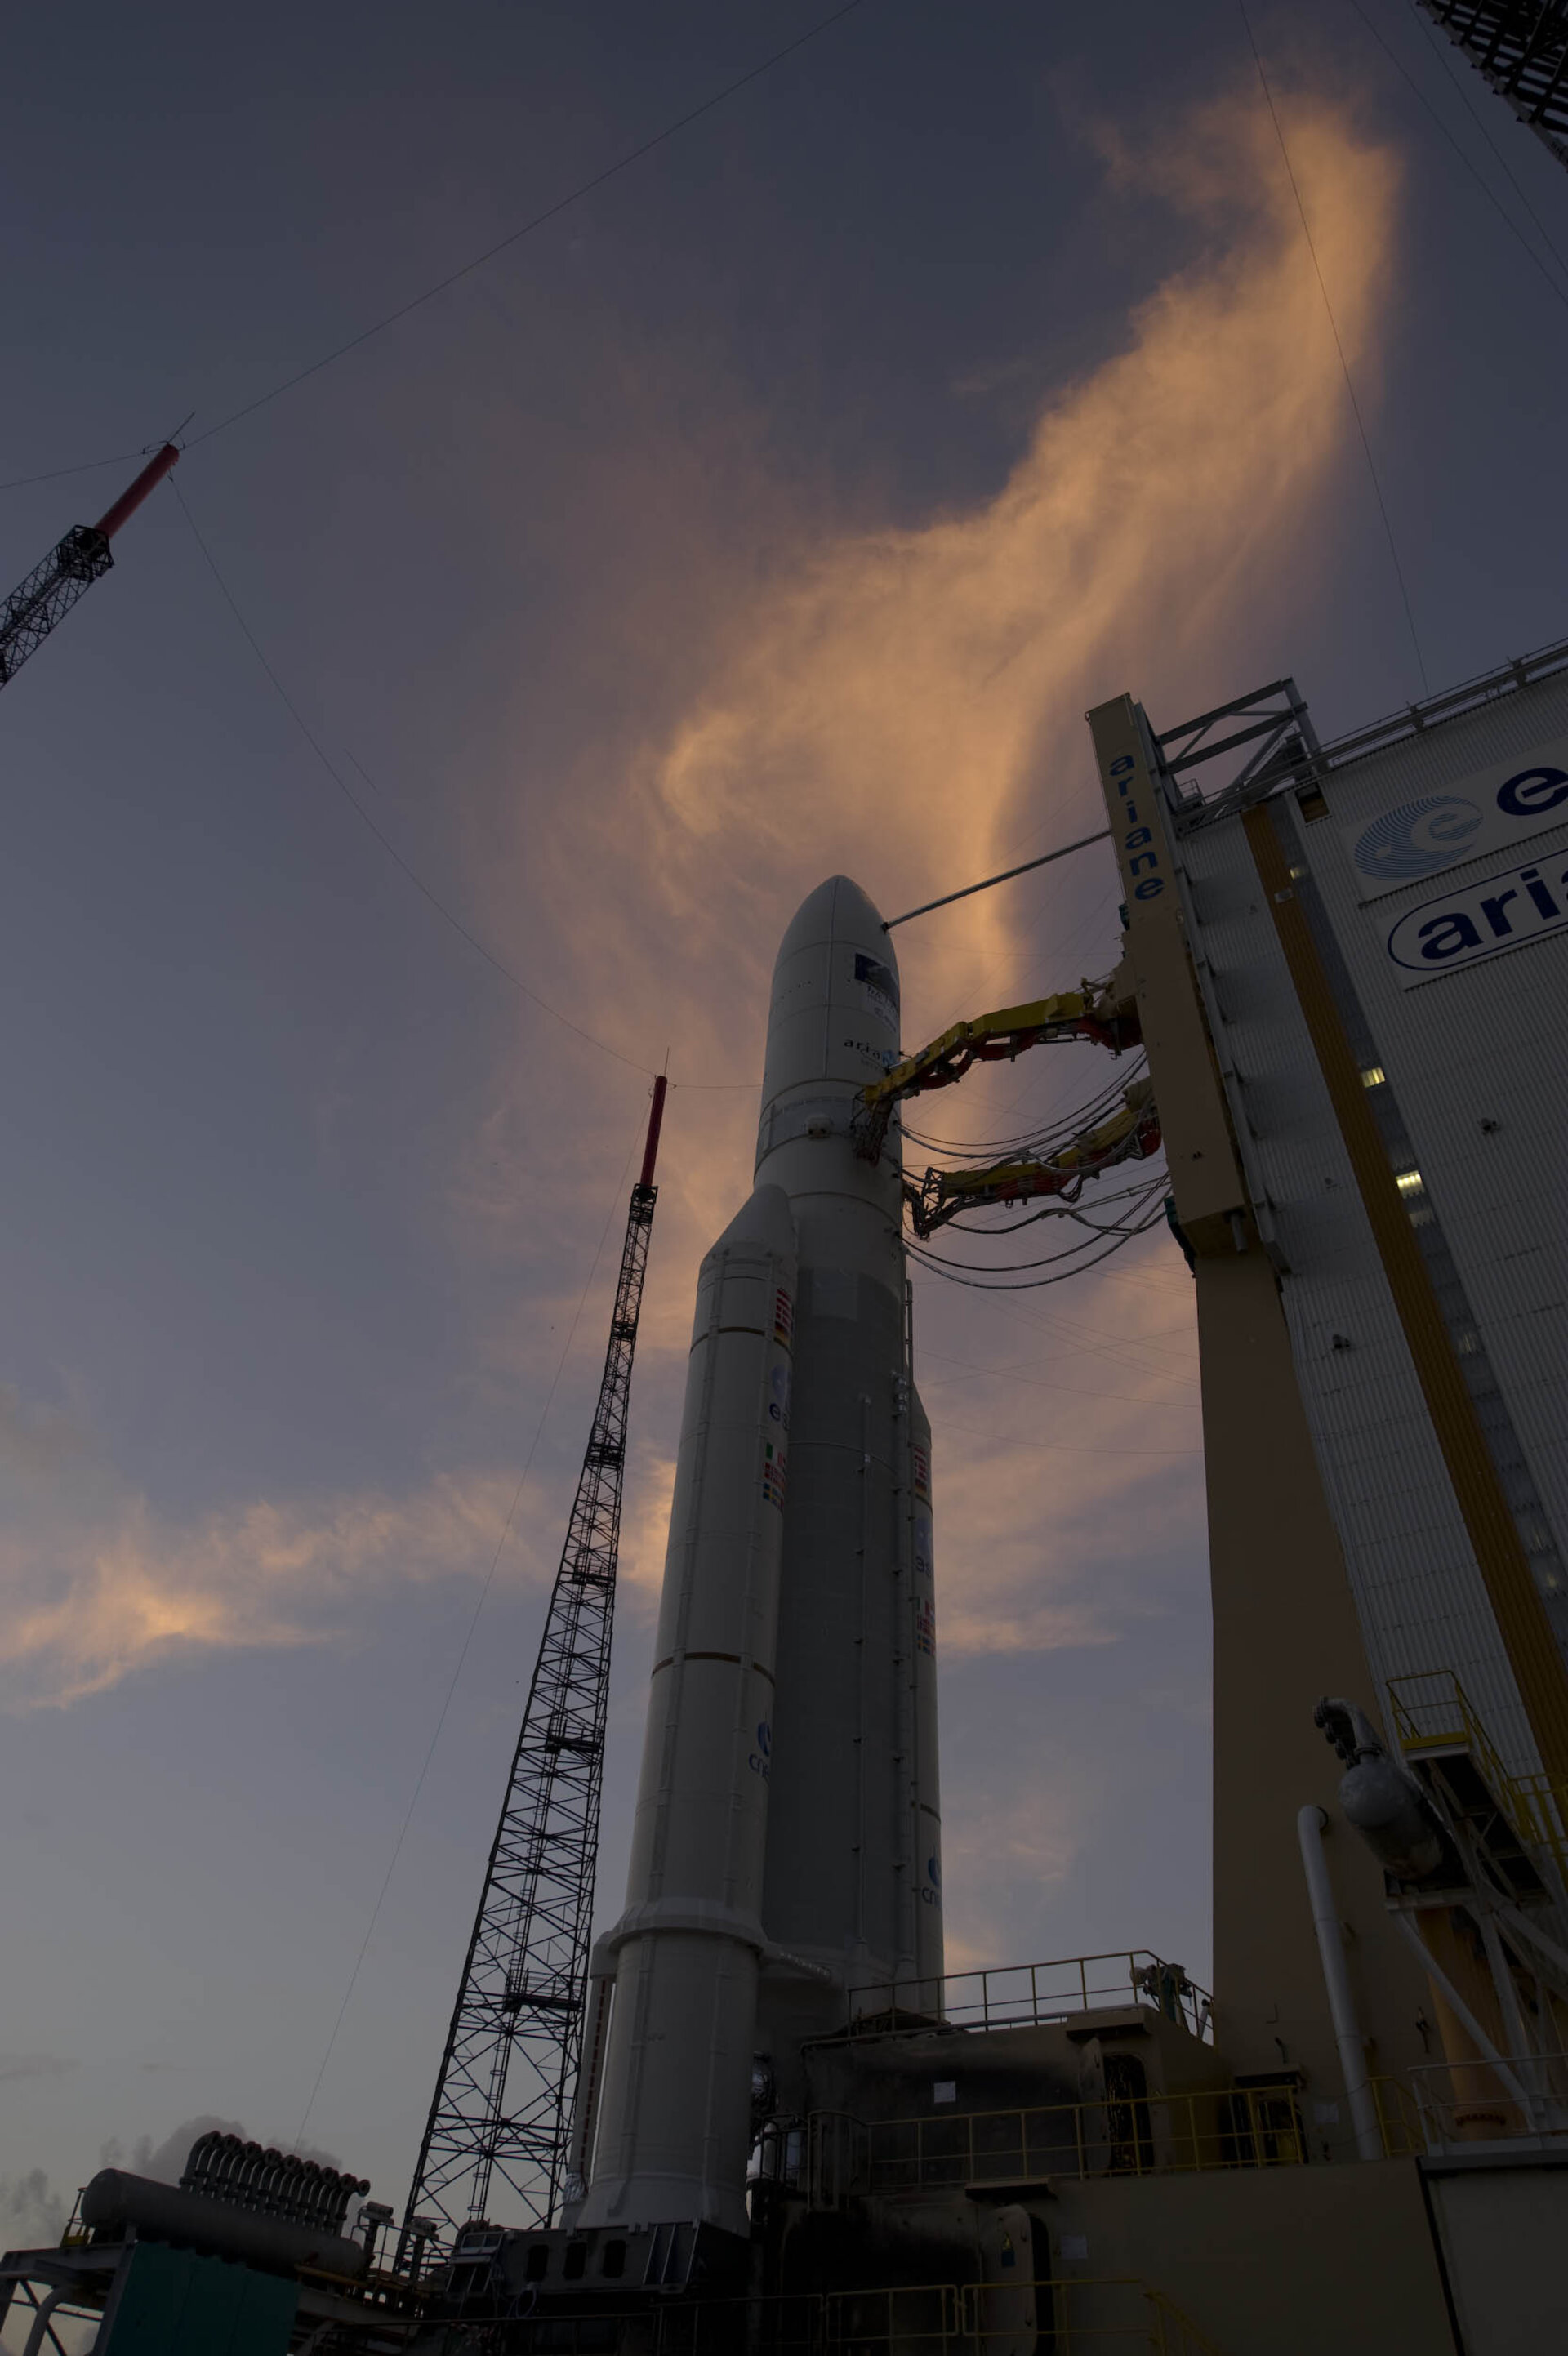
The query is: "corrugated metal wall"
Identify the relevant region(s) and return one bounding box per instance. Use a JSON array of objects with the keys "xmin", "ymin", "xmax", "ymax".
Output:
[{"xmin": 1174, "ymin": 675, "xmax": 1568, "ymax": 1779}]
